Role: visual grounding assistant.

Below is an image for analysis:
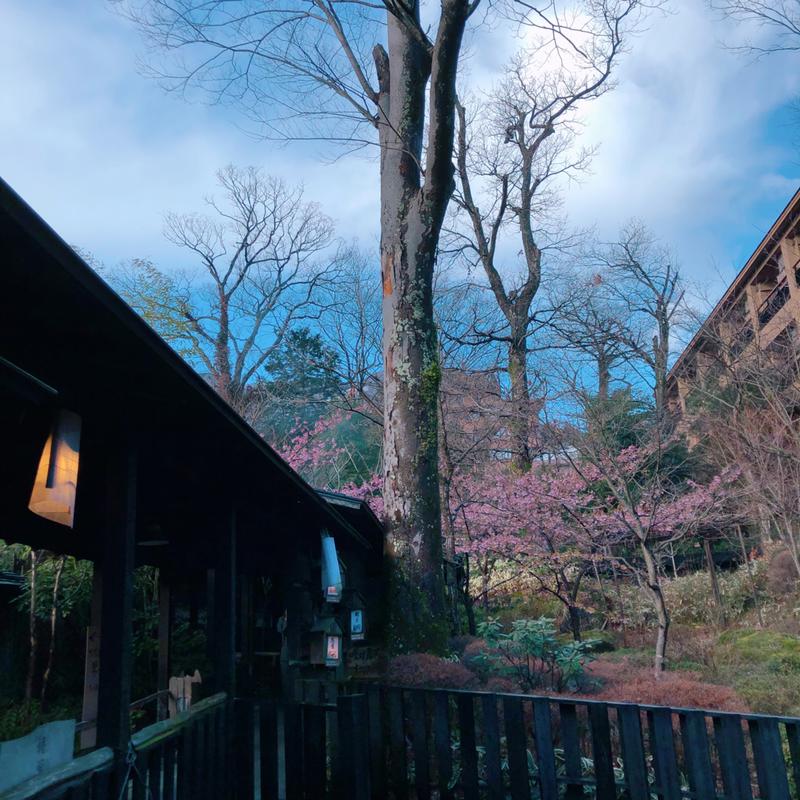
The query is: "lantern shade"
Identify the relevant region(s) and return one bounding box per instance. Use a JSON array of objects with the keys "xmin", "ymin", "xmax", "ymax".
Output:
[
  {"xmin": 321, "ymin": 531, "xmax": 343, "ymax": 602},
  {"xmin": 28, "ymin": 410, "xmax": 81, "ymax": 528}
]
